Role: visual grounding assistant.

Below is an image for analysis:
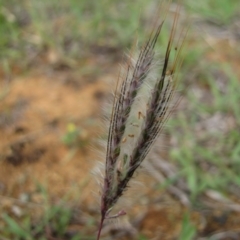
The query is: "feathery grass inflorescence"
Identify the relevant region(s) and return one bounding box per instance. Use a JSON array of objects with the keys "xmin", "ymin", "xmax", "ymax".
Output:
[{"xmin": 97, "ymin": 1, "xmax": 186, "ymax": 239}]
